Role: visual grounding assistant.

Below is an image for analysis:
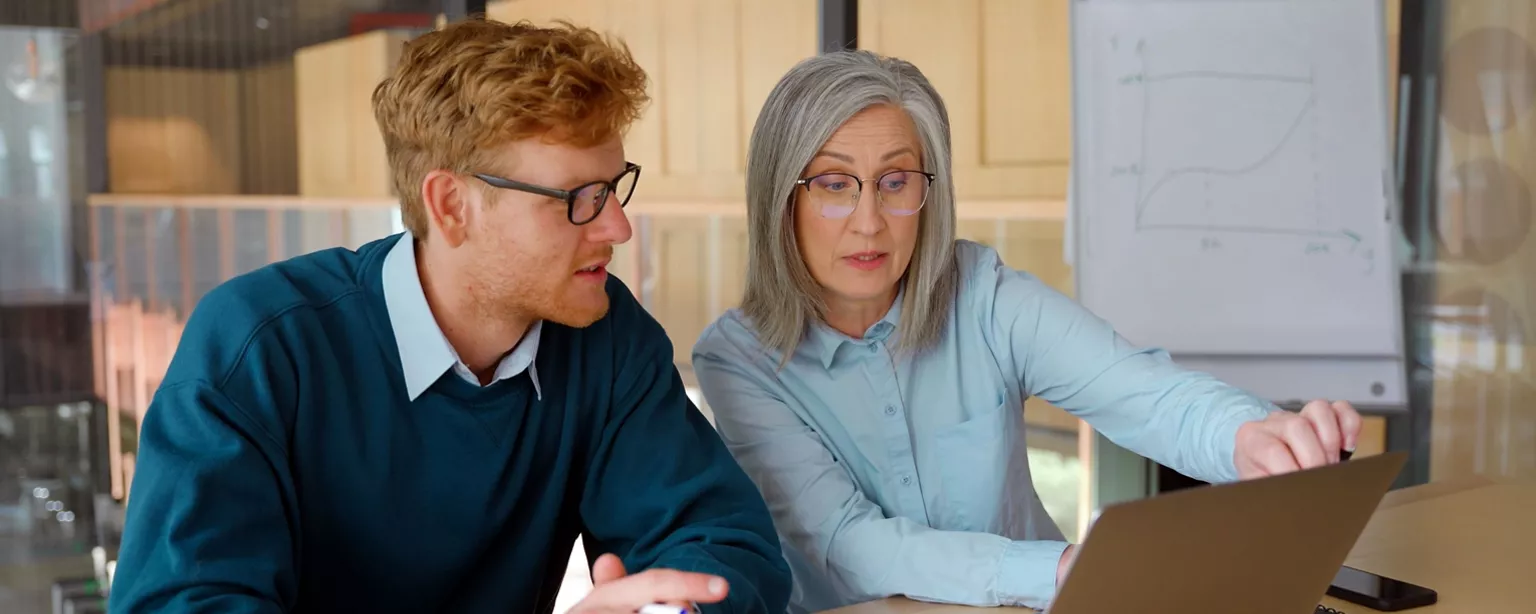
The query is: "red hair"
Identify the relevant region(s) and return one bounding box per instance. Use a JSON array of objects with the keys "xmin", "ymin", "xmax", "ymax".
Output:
[{"xmin": 371, "ymin": 18, "xmax": 650, "ymax": 236}]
